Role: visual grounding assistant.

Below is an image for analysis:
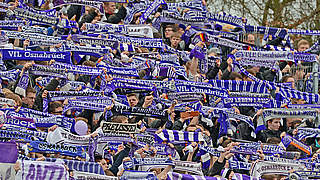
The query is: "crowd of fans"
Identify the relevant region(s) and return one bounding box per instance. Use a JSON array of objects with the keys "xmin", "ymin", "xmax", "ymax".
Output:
[{"xmin": 0, "ymin": 0, "xmax": 320, "ymax": 179}]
